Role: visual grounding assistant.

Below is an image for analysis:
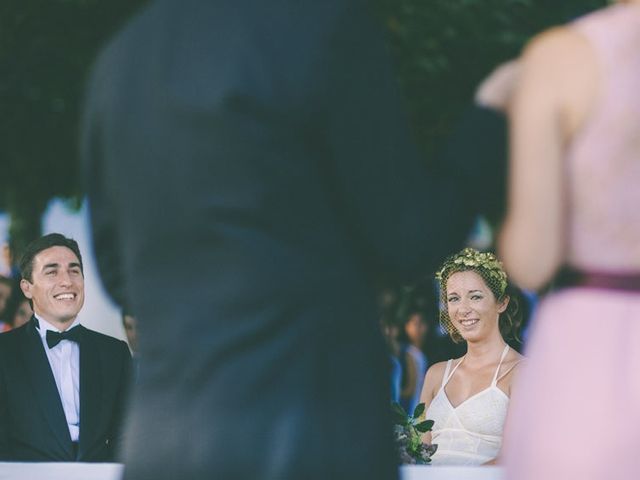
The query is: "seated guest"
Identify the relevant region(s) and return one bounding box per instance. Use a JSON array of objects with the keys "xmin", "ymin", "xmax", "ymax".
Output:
[
  {"xmin": 379, "ymin": 303, "xmax": 403, "ymax": 404},
  {"xmin": 121, "ymin": 310, "xmax": 138, "ymax": 357},
  {"xmin": 3, "ymin": 289, "xmax": 33, "ymax": 330},
  {"xmin": 122, "ymin": 309, "xmax": 140, "ymax": 380},
  {"xmin": 420, "ymin": 248, "xmax": 524, "ymax": 465},
  {"xmin": 399, "ymin": 309, "xmax": 429, "ymax": 415},
  {"xmin": 0, "ymin": 233, "xmax": 132, "ymax": 462},
  {"xmin": 0, "ymin": 275, "xmax": 13, "ymax": 332}
]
